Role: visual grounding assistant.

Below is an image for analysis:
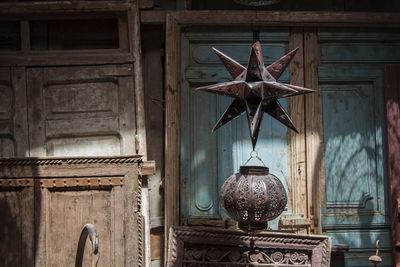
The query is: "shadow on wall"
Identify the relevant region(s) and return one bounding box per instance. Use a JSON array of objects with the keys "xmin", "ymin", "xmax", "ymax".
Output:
[{"xmin": 0, "ymin": 165, "xmax": 40, "ymax": 267}]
